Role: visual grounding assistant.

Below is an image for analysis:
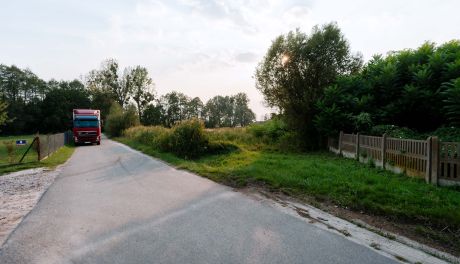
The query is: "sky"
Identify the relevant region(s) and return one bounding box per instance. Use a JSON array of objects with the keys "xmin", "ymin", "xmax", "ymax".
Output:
[{"xmin": 1, "ymin": 0, "xmax": 460, "ymax": 119}]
